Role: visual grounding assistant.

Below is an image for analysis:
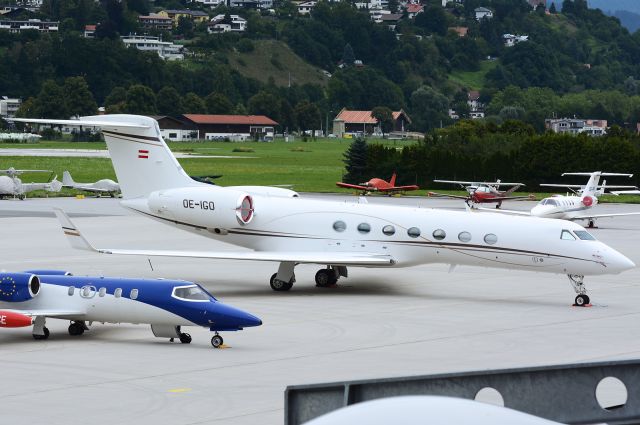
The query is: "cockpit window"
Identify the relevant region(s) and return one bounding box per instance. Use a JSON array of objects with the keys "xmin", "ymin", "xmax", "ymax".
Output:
[
  {"xmin": 172, "ymin": 285, "xmax": 212, "ymax": 302},
  {"xmin": 546, "ymin": 199, "xmax": 558, "ymax": 206},
  {"xmin": 561, "ymin": 230, "xmax": 576, "ymax": 240},
  {"xmin": 574, "ymin": 230, "xmax": 596, "ymax": 241}
]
